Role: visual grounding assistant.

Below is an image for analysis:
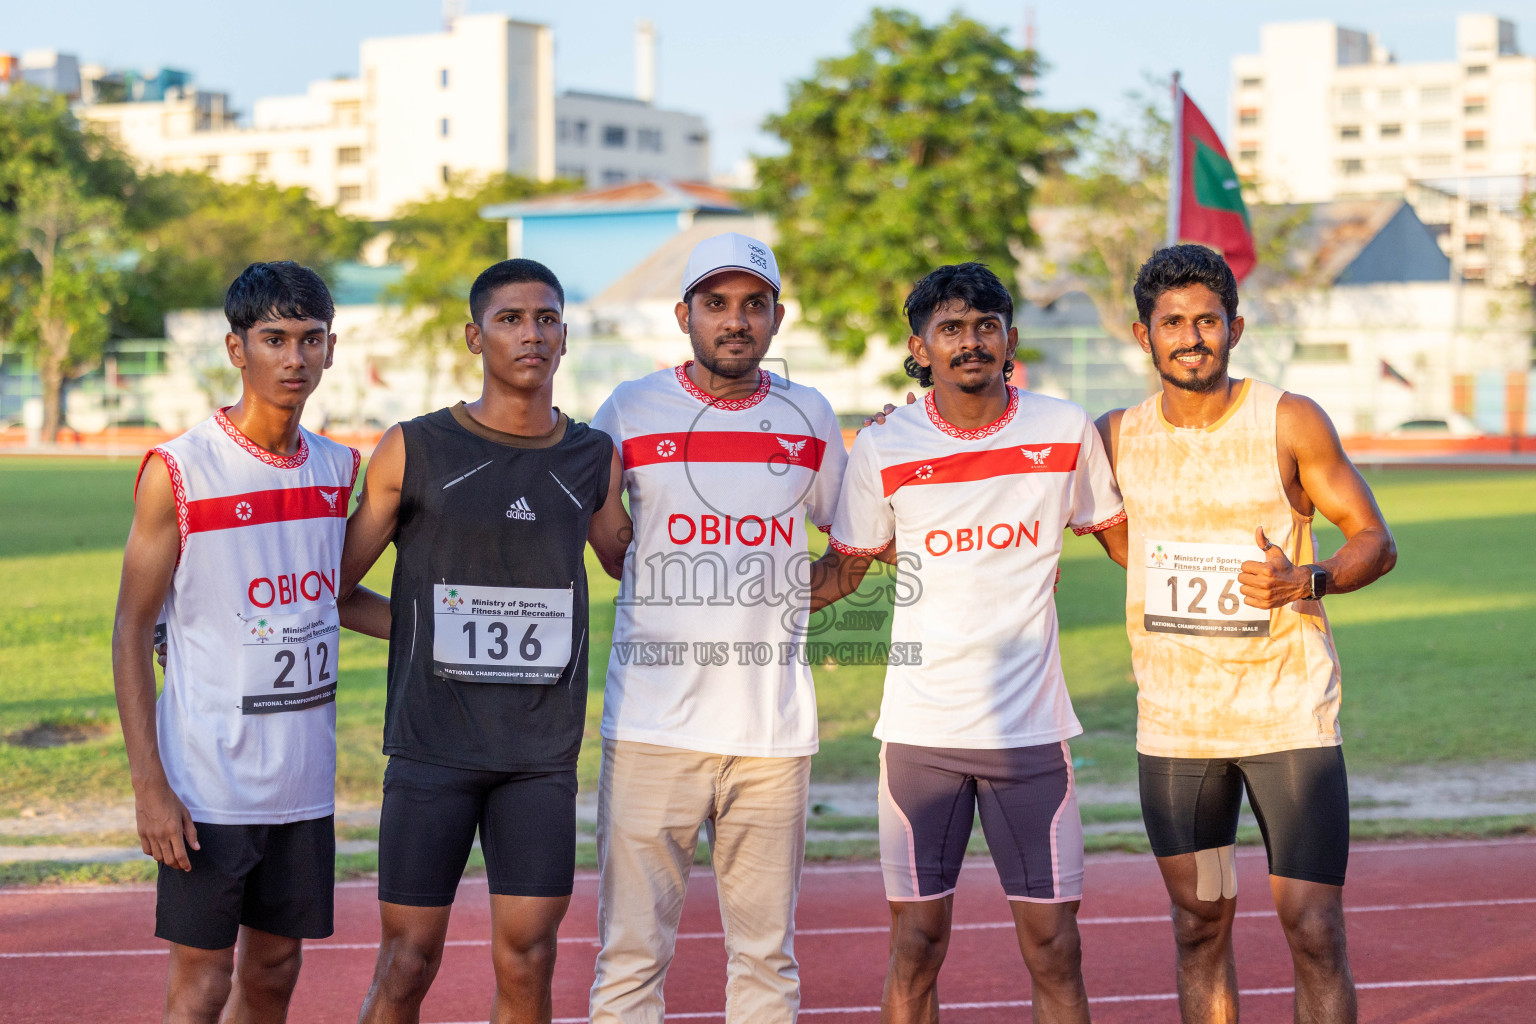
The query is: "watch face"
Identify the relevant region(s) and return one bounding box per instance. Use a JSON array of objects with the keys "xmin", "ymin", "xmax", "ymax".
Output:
[{"xmin": 1311, "ymin": 568, "xmax": 1327, "ymax": 599}]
